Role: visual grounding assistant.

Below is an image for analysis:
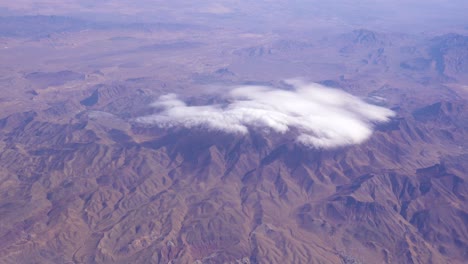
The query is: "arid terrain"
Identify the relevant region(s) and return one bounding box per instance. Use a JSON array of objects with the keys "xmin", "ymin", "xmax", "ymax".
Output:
[{"xmin": 0, "ymin": 1, "xmax": 467, "ymax": 263}]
